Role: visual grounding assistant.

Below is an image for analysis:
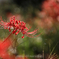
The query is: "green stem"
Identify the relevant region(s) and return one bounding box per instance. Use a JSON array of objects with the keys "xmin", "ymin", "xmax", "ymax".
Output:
[
  {"xmin": 3, "ymin": 32, "xmax": 13, "ymax": 43},
  {"xmin": 43, "ymin": 49, "xmax": 44, "ymax": 59}
]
